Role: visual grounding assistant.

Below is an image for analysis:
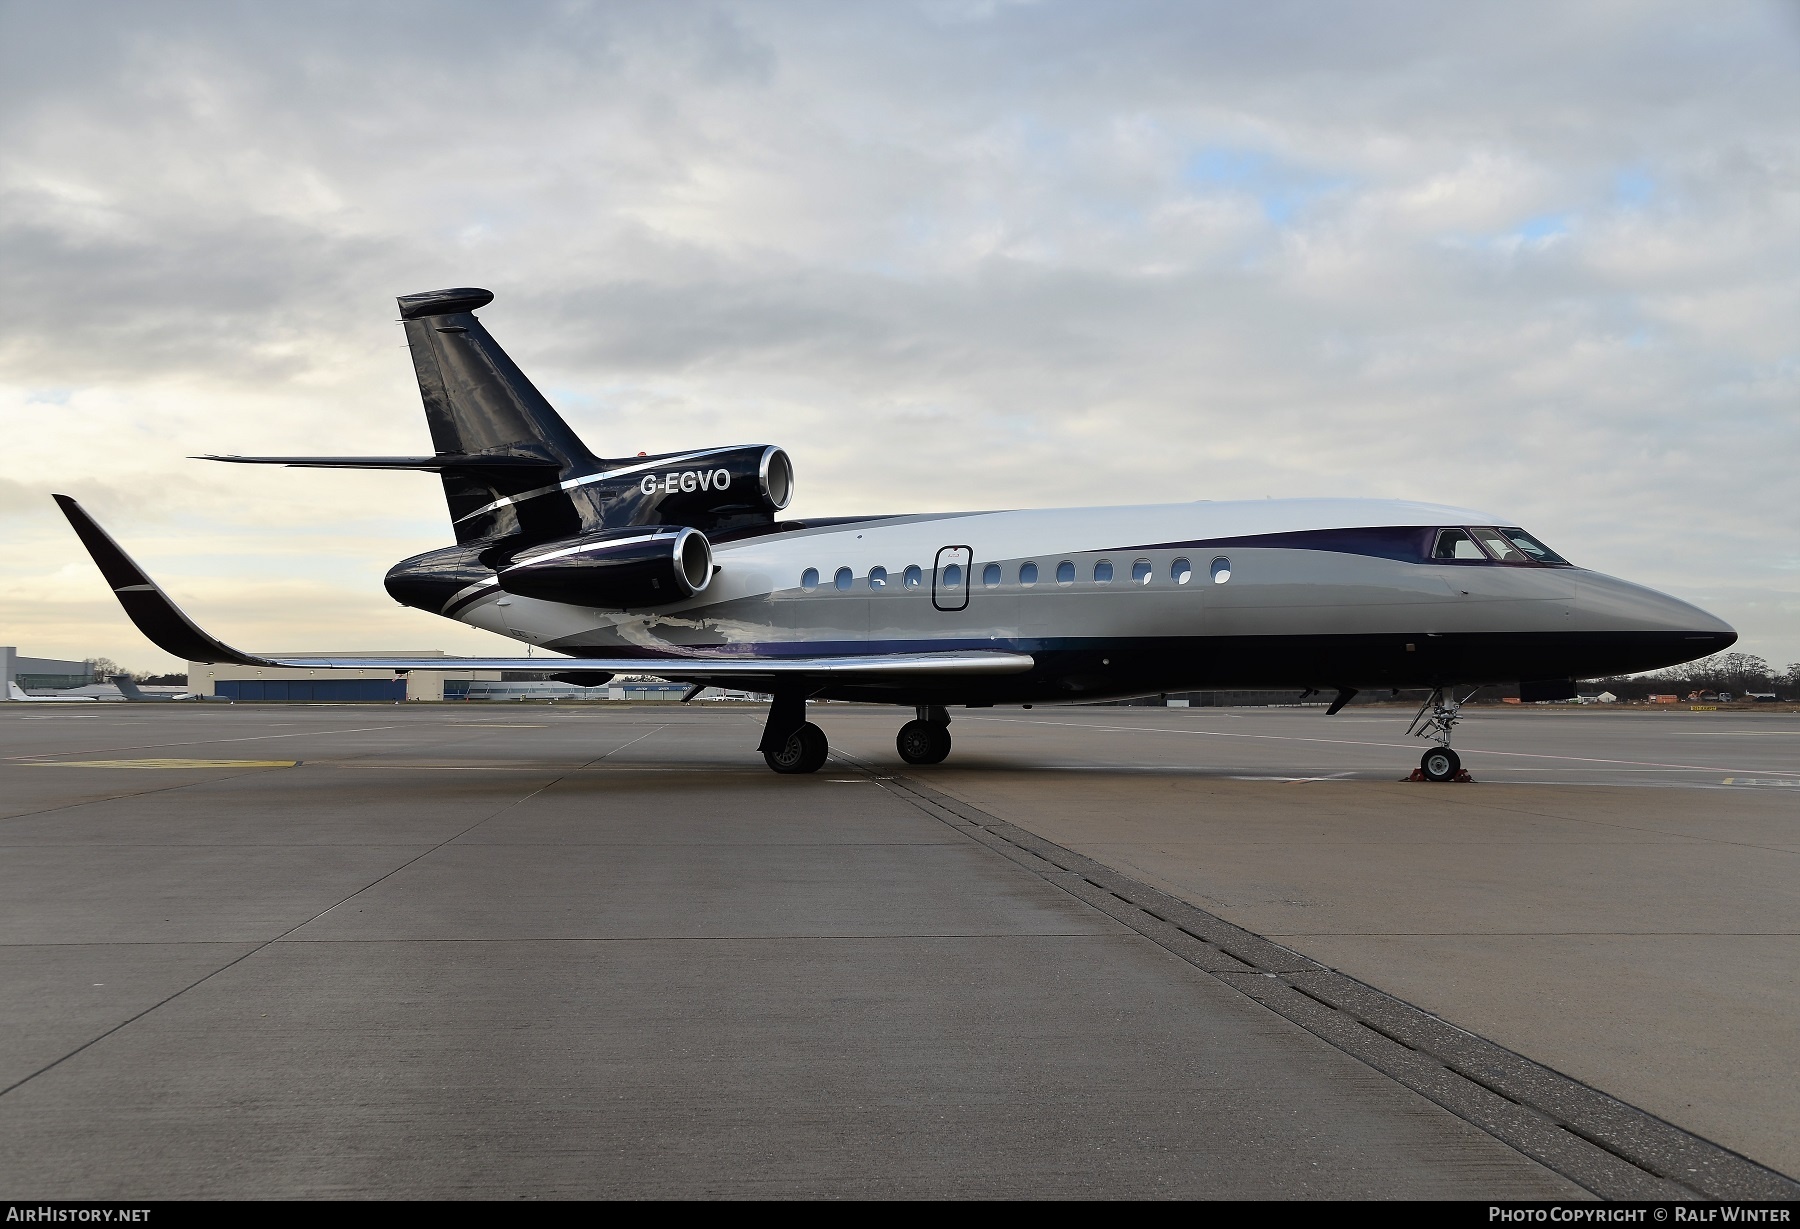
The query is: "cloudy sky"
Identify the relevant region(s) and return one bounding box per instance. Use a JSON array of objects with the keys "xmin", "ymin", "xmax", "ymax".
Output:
[{"xmin": 2, "ymin": 0, "xmax": 1796, "ymax": 673}]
